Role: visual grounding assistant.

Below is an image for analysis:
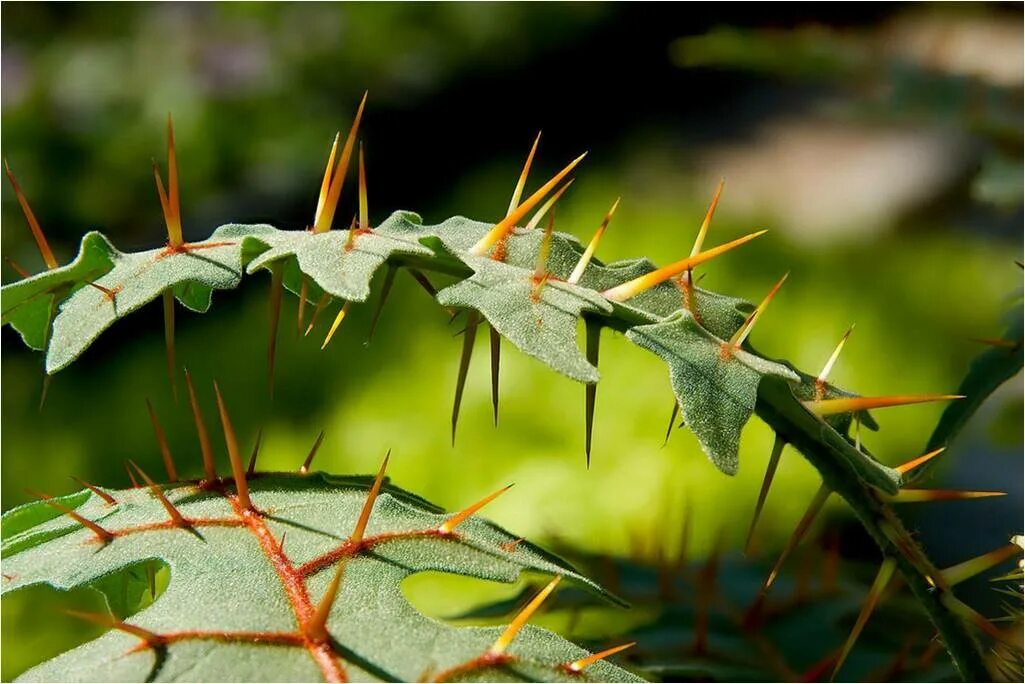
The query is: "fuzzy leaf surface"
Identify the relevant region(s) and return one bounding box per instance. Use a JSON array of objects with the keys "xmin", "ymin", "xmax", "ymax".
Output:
[
  {"xmin": 626, "ymin": 310, "xmax": 799, "ymax": 474},
  {"xmin": 2, "ymin": 474, "xmax": 639, "ymax": 683}
]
